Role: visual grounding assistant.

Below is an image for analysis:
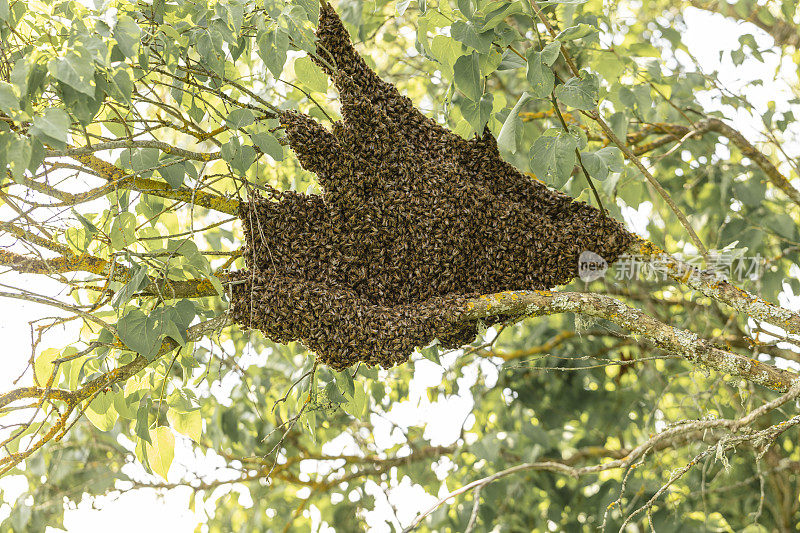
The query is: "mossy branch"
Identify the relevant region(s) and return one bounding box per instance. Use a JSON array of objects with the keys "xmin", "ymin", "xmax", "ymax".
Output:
[
  {"xmin": 70, "ymin": 153, "xmax": 239, "ymax": 215},
  {"xmin": 461, "ymin": 290, "xmax": 798, "ymax": 392}
]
